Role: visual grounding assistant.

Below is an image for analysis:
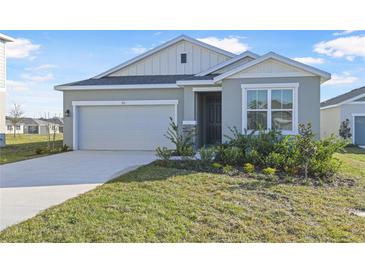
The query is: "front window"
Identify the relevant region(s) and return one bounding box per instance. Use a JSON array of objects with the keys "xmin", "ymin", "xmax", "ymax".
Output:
[
  {"xmin": 271, "ymin": 89, "xmax": 293, "ymax": 131},
  {"xmin": 244, "ymin": 85, "xmax": 297, "ymax": 133},
  {"xmin": 247, "ymin": 89, "xmax": 268, "ymax": 130},
  {"xmin": 7, "ymin": 125, "xmax": 12, "ymax": 130}
]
